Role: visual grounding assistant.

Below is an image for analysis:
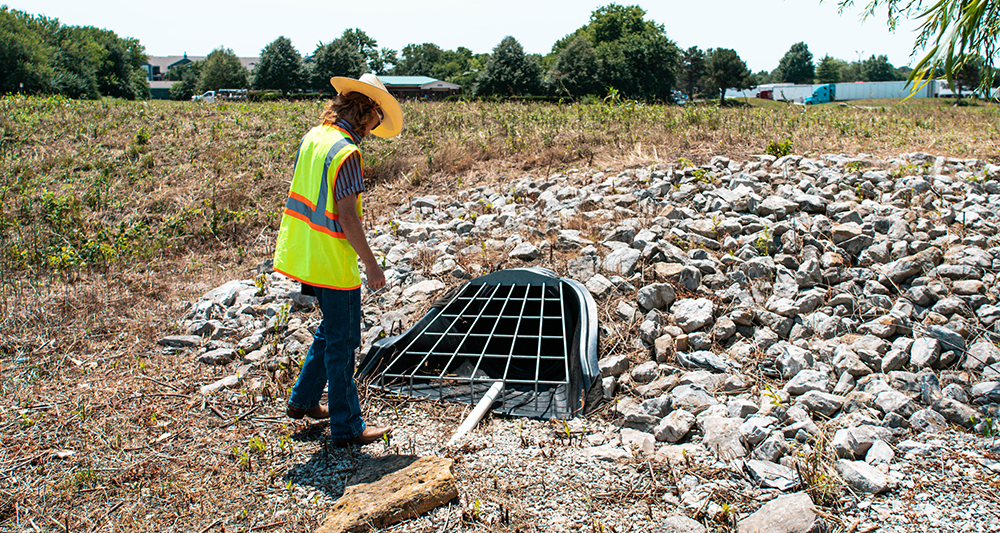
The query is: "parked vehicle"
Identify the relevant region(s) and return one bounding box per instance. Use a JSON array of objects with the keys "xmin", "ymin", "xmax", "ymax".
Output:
[
  {"xmin": 934, "ymin": 81, "xmax": 973, "ymax": 98},
  {"xmin": 192, "ymin": 91, "xmax": 216, "ymax": 103},
  {"xmin": 756, "ymin": 84, "xmax": 817, "ymax": 104},
  {"xmin": 217, "ymin": 89, "xmax": 248, "ymax": 101},
  {"xmin": 759, "ymin": 80, "xmax": 946, "ymax": 105},
  {"xmin": 191, "ymin": 89, "xmax": 248, "ymax": 103},
  {"xmin": 804, "ymin": 84, "xmax": 835, "ymax": 105},
  {"xmin": 834, "ymin": 81, "xmax": 932, "ymax": 101}
]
